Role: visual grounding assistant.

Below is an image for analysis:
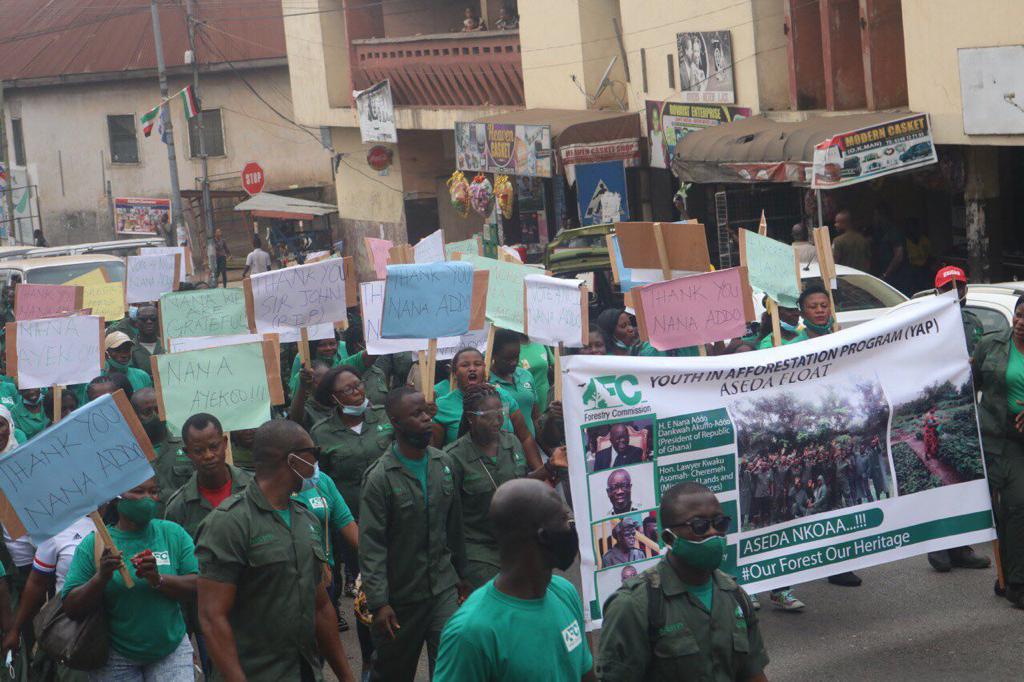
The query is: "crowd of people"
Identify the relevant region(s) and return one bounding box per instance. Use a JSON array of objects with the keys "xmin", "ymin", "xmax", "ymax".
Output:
[{"xmin": 0, "ymin": 250, "xmax": 1005, "ymax": 681}]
